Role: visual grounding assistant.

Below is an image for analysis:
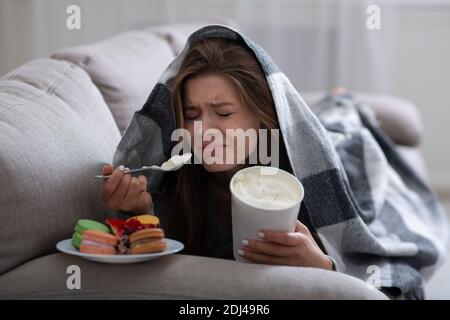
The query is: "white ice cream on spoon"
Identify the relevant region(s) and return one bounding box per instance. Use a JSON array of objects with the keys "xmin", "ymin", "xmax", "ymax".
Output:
[
  {"xmin": 160, "ymin": 153, "xmax": 193, "ymax": 170},
  {"xmin": 94, "ymin": 153, "xmax": 192, "ymax": 180}
]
